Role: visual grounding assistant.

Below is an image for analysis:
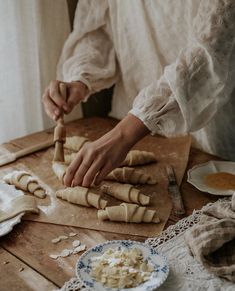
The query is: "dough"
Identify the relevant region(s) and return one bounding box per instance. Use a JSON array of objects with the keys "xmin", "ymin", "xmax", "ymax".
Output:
[
  {"xmin": 52, "ymin": 162, "xmax": 68, "ymax": 181},
  {"xmin": 64, "ymin": 136, "xmax": 89, "ymax": 152},
  {"xmin": 3, "ymin": 171, "xmax": 46, "ymax": 198},
  {"xmin": 101, "ymin": 182, "xmax": 150, "ymax": 205},
  {"xmin": 121, "ymin": 150, "xmax": 157, "ymax": 166},
  {"xmin": 105, "ymin": 167, "xmax": 157, "ymax": 185},
  {"xmin": 56, "ymin": 186, "xmax": 108, "ymax": 209},
  {"xmin": 98, "ymin": 203, "xmax": 160, "ymax": 223},
  {"xmin": 64, "ymin": 152, "xmax": 77, "ymax": 165}
]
